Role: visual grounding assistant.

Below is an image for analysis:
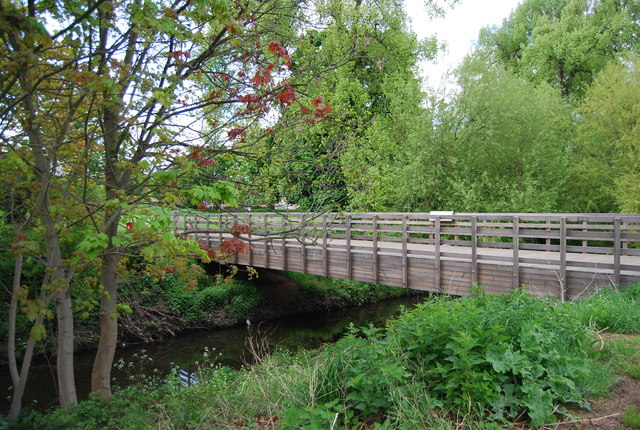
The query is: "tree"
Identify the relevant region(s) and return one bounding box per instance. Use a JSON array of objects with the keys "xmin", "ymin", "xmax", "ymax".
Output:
[
  {"xmin": 0, "ymin": 0, "xmax": 318, "ymax": 413},
  {"xmin": 394, "ymin": 53, "xmax": 574, "ymax": 212},
  {"xmin": 240, "ymin": 0, "xmax": 439, "ymax": 211},
  {"xmin": 568, "ymin": 56, "xmax": 640, "ymax": 212},
  {"xmin": 479, "ymin": 0, "xmax": 640, "ymax": 100}
]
